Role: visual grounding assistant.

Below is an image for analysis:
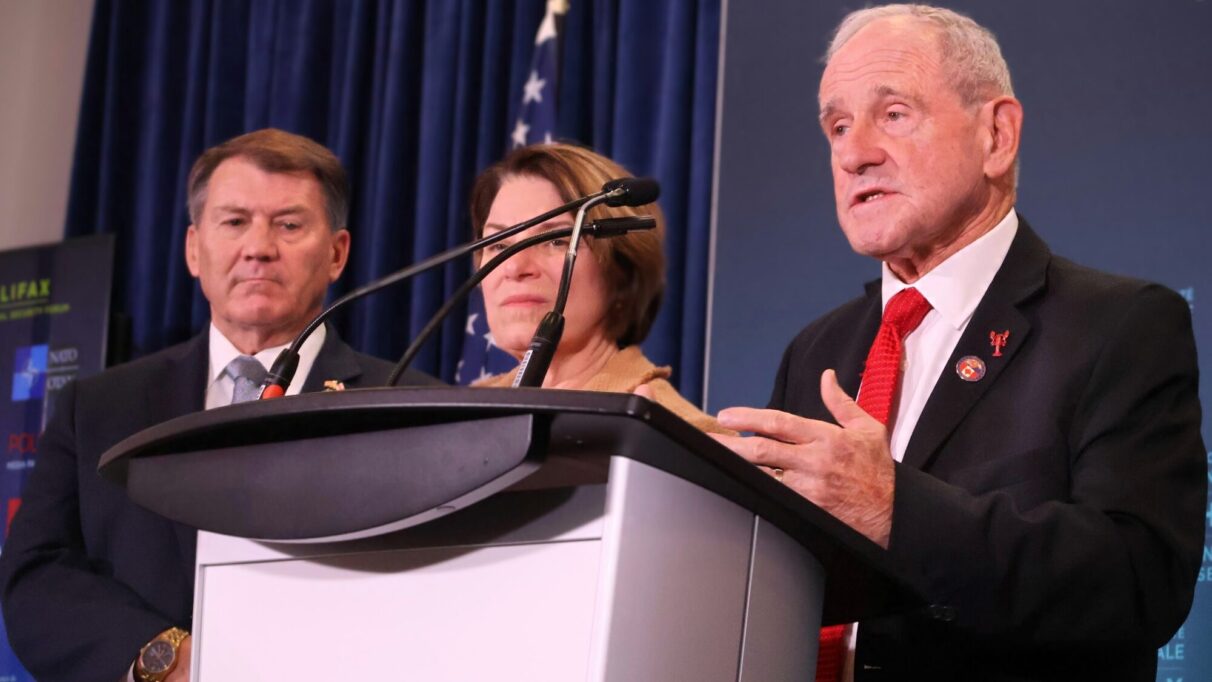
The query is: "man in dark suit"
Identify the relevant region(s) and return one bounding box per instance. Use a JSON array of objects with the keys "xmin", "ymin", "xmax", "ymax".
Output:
[
  {"xmin": 0, "ymin": 129, "xmax": 436, "ymax": 681},
  {"xmin": 714, "ymin": 5, "xmax": 1205, "ymax": 681}
]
